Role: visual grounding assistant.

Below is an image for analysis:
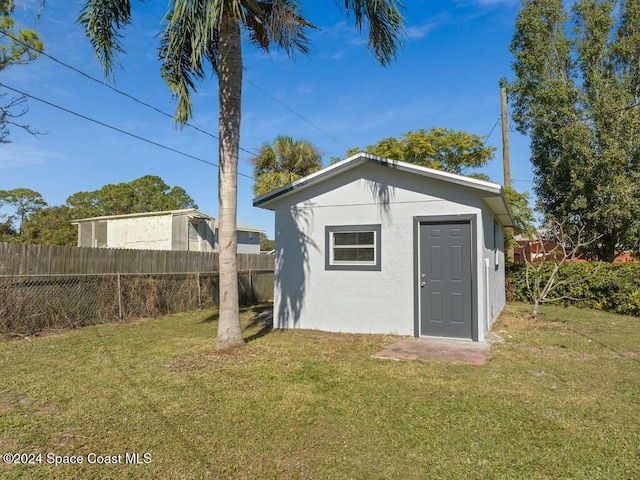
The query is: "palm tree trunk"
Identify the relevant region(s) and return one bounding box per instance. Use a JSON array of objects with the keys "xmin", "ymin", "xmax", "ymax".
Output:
[{"xmin": 215, "ymin": 7, "xmax": 245, "ymax": 350}]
